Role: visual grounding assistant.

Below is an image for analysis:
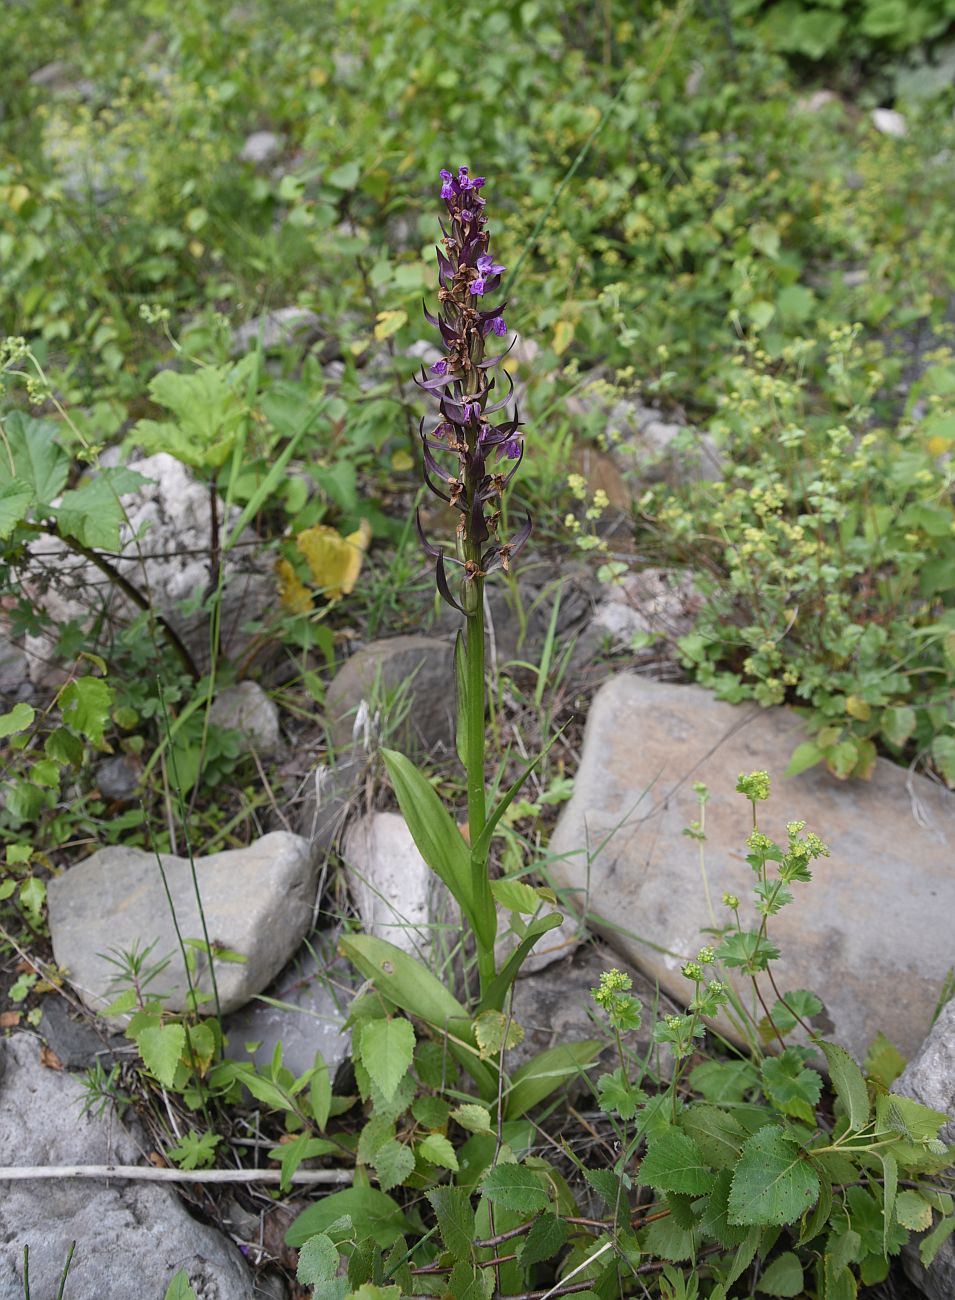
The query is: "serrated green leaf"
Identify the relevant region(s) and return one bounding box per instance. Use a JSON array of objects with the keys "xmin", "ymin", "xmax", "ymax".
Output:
[
  {"xmin": 762, "ymin": 1050, "xmax": 822, "ymax": 1124},
  {"xmin": 490, "ymin": 878, "xmax": 542, "ymax": 914},
  {"xmin": 680, "ymin": 1104, "xmax": 748, "ymax": 1170},
  {"xmin": 297, "ymin": 1233, "xmax": 339, "ymax": 1286},
  {"xmin": 689, "ymin": 1058, "xmax": 759, "ymax": 1104},
  {"xmin": 451, "ymin": 1103, "xmax": 493, "ymax": 1134},
  {"xmin": 59, "ymin": 676, "xmax": 114, "ymax": 750},
  {"xmin": 19, "ymin": 877, "xmax": 46, "ymax": 927},
  {"xmin": 728, "ymin": 1126, "xmax": 820, "ymax": 1226},
  {"xmin": 639, "ymin": 1129, "xmax": 714, "ymax": 1195},
  {"xmin": 0, "ymin": 479, "xmax": 33, "ymax": 538},
  {"xmin": 372, "ymin": 1138, "xmax": 416, "ymax": 1192},
  {"xmin": 864, "ymin": 1033, "xmax": 906, "ymax": 1089},
  {"xmin": 418, "ymin": 1132, "xmax": 459, "ymax": 1171},
  {"xmin": 428, "ymin": 1185, "xmax": 476, "ymax": 1260},
  {"xmin": 2, "ymin": 412, "xmax": 69, "ymax": 504},
  {"xmin": 359, "ymin": 1018, "xmax": 415, "ymax": 1101},
  {"xmin": 756, "ymin": 1251, "xmax": 803, "ymax": 1296},
  {"xmin": 0, "ymin": 702, "xmax": 35, "ymax": 739},
  {"xmin": 55, "ymin": 467, "xmax": 148, "ymax": 550},
  {"xmin": 521, "ymin": 1211, "xmax": 570, "ymax": 1266},
  {"xmin": 136, "ymin": 1022, "xmax": 186, "ymax": 1089},
  {"xmin": 785, "ymin": 741, "xmax": 823, "ymax": 778},
  {"xmin": 895, "ymin": 1189, "xmax": 933, "ymax": 1231},
  {"xmin": 643, "ymin": 1211, "xmax": 701, "ymax": 1262},
  {"xmin": 482, "ymin": 1162, "xmax": 550, "ymax": 1212},
  {"xmin": 819, "ymin": 1041, "xmax": 870, "ymax": 1131}
]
